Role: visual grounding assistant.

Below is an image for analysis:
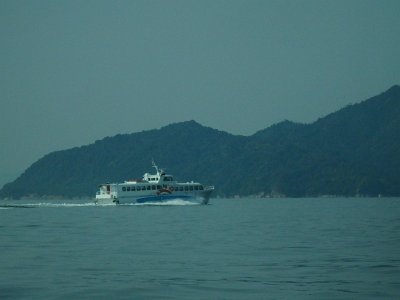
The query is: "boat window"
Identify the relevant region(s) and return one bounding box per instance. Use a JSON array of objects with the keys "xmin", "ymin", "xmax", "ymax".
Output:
[
  {"xmin": 184, "ymin": 186, "xmax": 188, "ymax": 191},
  {"xmin": 147, "ymin": 185, "xmax": 151, "ymax": 190},
  {"xmin": 152, "ymin": 185, "xmax": 156, "ymax": 190},
  {"xmin": 157, "ymin": 185, "xmax": 162, "ymax": 189},
  {"xmin": 179, "ymin": 186, "xmax": 183, "ymax": 191},
  {"xmin": 194, "ymin": 185, "xmax": 199, "ymax": 191},
  {"xmin": 132, "ymin": 186, "xmax": 136, "ymax": 191},
  {"xmin": 199, "ymin": 185, "xmax": 204, "ymax": 190},
  {"xmin": 142, "ymin": 186, "xmax": 146, "ymax": 191},
  {"xmin": 127, "ymin": 186, "xmax": 131, "ymax": 191},
  {"xmin": 189, "ymin": 186, "xmax": 193, "ymax": 191},
  {"xmin": 122, "ymin": 187, "xmax": 126, "ymax": 191}
]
